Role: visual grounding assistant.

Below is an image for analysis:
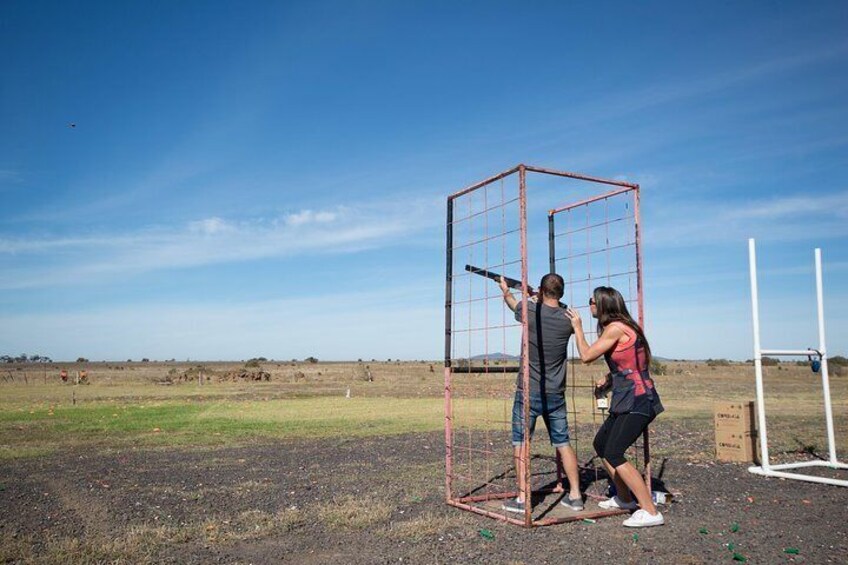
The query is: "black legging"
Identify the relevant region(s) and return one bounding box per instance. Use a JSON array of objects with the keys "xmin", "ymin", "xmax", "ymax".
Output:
[{"xmin": 593, "ymin": 412, "xmax": 653, "ymax": 468}]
